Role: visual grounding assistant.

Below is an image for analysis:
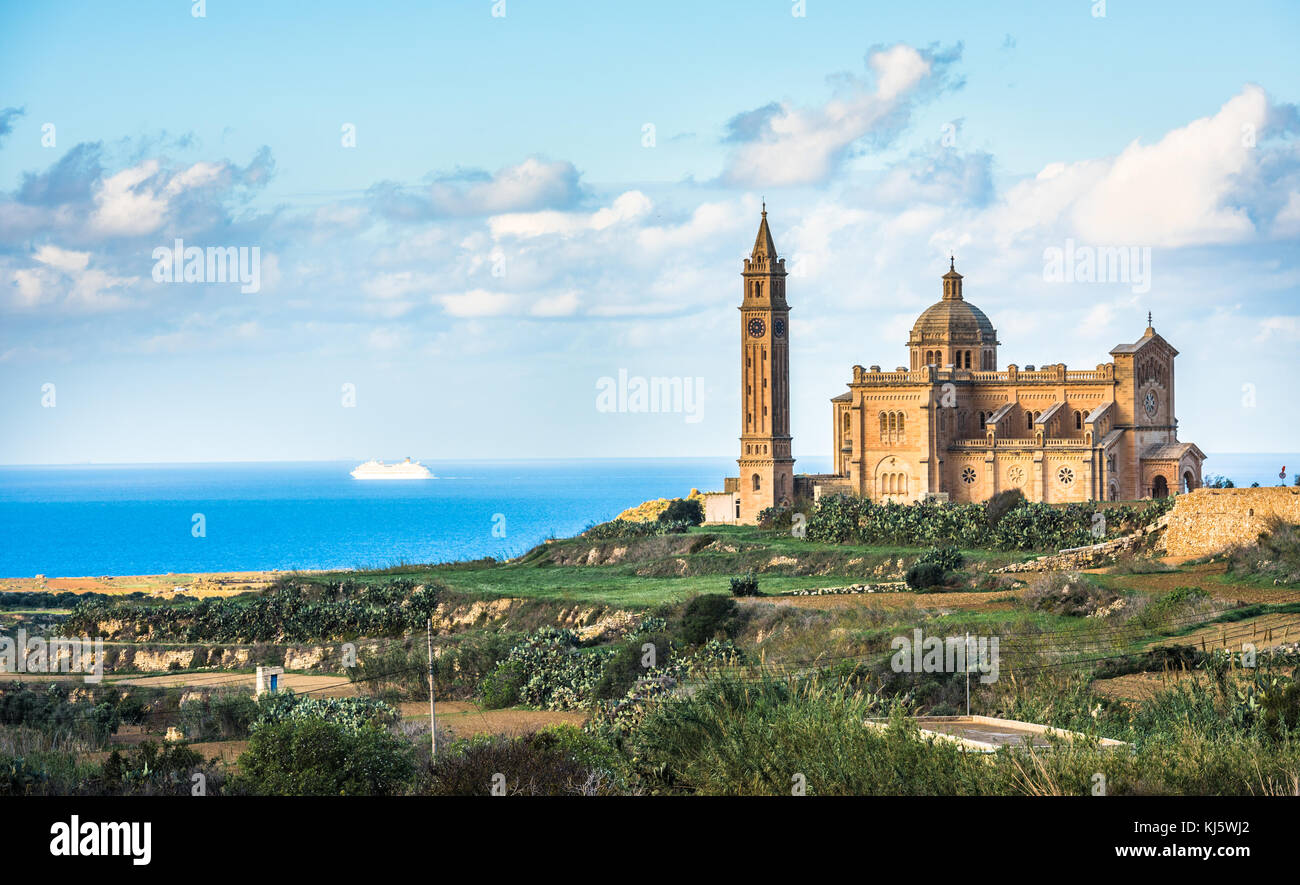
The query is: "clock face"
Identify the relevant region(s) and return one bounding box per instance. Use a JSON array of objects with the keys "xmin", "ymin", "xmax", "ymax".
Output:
[
  {"xmin": 773, "ymin": 318, "xmax": 786, "ymax": 338},
  {"xmin": 1144, "ymin": 390, "xmax": 1158, "ymax": 418},
  {"xmin": 747, "ymin": 317, "xmax": 766, "ymax": 338}
]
